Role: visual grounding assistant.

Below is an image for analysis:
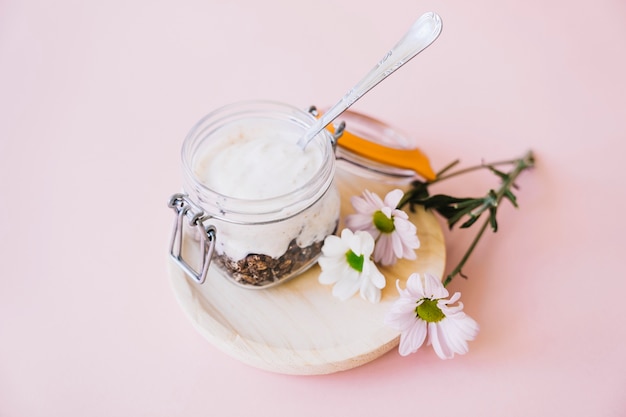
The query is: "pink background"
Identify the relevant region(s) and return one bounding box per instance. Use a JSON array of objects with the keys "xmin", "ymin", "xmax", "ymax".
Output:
[{"xmin": 1, "ymin": 0, "xmax": 625, "ymax": 415}]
